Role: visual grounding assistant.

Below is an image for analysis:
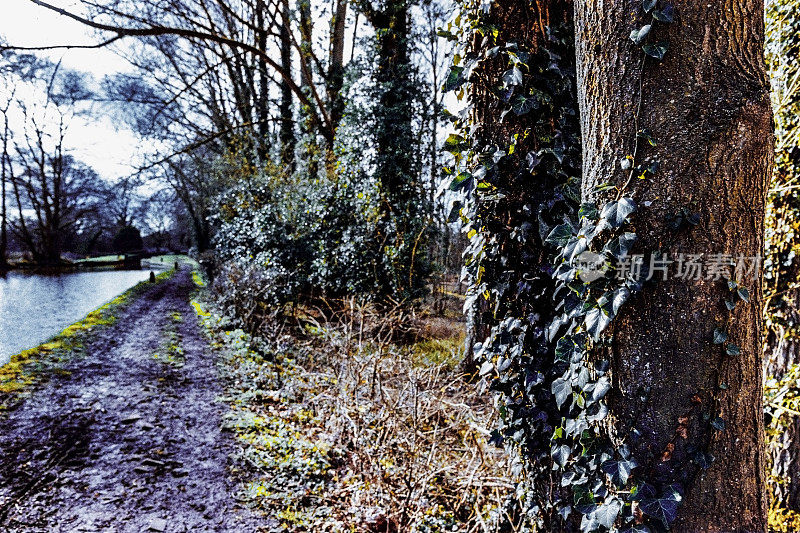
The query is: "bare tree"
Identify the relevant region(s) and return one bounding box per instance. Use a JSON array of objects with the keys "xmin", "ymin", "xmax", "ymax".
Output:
[{"xmin": 11, "ymin": 105, "xmax": 105, "ymax": 264}]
